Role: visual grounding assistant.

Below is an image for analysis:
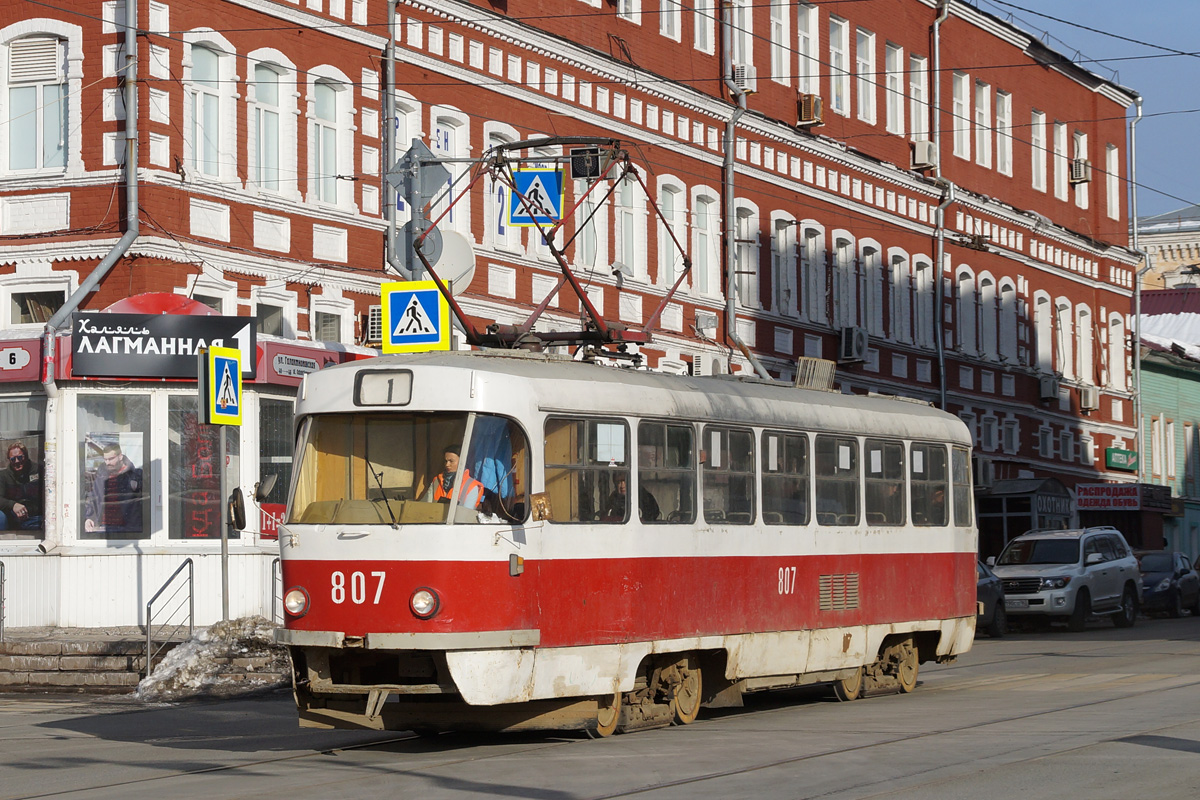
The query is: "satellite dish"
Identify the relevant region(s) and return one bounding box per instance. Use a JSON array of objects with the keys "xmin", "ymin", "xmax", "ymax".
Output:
[{"xmin": 432, "ymin": 230, "xmax": 477, "ymax": 296}]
